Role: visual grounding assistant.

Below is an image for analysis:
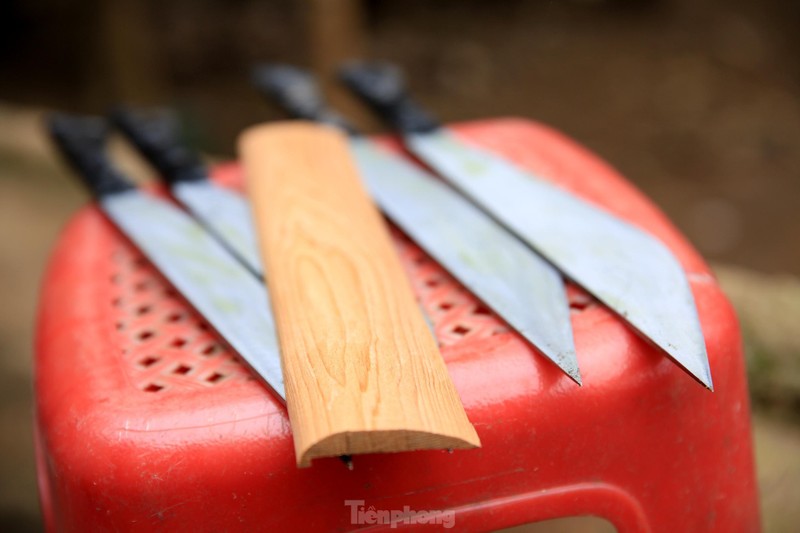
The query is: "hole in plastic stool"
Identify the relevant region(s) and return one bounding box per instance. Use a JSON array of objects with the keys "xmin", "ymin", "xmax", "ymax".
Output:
[
  {"xmin": 566, "ymin": 284, "xmax": 596, "ymax": 313},
  {"xmin": 473, "ymin": 304, "xmax": 492, "ymax": 316},
  {"xmin": 452, "ymin": 325, "xmax": 470, "ymax": 336},
  {"xmin": 170, "ymin": 338, "xmax": 188, "ymax": 349},
  {"xmin": 139, "ymin": 355, "xmax": 160, "ymax": 368},
  {"xmin": 144, "ymin": 383, "xmax": 164, "ymax": 393},
  {"xmin": 570, "ymin": 301, "xmax": 590, "ymax": 311},
  {"xmin": 173, "ymin": 364, "xmax": 192, "ymax": 375},
  {"xmin": 135, "ymin": 280, "xmax": 150, "ymax": 292},
  {"xmin": 201, "ymin": 344, "xmax": 219, "ymax": 356},
  {"xmin": 137, "ymin": 330, "xmax": 155, "ymax": 341},
  {"xmin": 166, "ymin": 312, "xmax": 183, "ymax": 323},
  {"xmin": 206, "ymin": 372, "xmax": 225, "ymax": 384}
]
